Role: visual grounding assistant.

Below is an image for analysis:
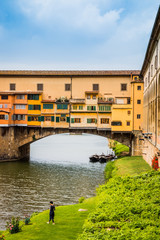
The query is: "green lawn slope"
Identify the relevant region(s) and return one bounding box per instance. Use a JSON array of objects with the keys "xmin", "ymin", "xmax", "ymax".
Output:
[{"xmin": 2, "ymin": 197, "xmax": 97, "ymax": 240}]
